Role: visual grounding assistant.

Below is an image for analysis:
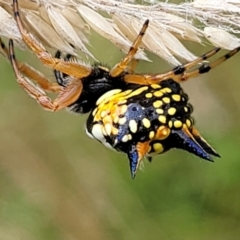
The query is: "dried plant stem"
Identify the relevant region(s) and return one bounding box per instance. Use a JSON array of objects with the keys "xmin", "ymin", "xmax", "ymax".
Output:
[{"xmin": 0, "ymin": 0, "xmax": 240, "ymax": 64}]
